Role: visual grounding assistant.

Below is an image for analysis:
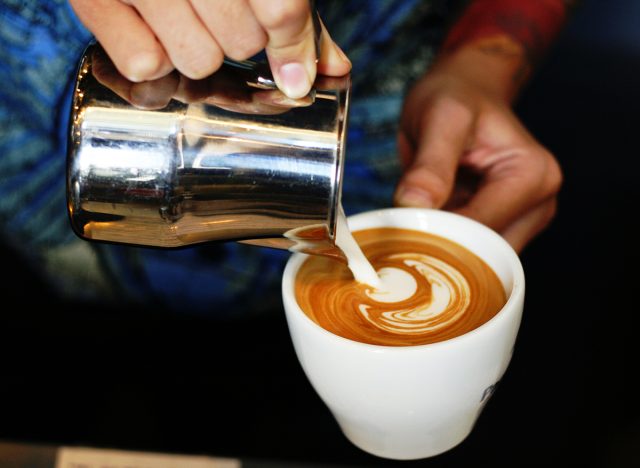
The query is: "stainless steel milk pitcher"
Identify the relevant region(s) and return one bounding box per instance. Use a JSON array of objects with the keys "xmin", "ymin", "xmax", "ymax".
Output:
[{"xmin": 66, "ymin": 43, "xmax": 350, "ymax": 258}]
